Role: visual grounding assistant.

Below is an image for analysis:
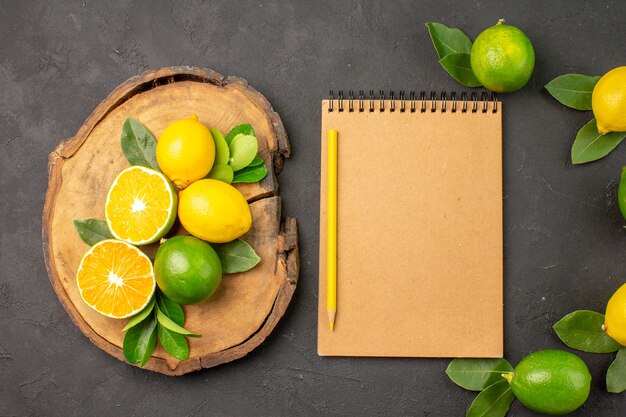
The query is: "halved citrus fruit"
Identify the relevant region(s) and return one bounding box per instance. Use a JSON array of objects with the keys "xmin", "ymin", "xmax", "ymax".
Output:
[
  {"xmin": 76, "ymin": 239, "xmax": 155, "ymax": 319},
  {"xmin": 105, "ymin": 166, "xmax": 177, "ymax": 245}
]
